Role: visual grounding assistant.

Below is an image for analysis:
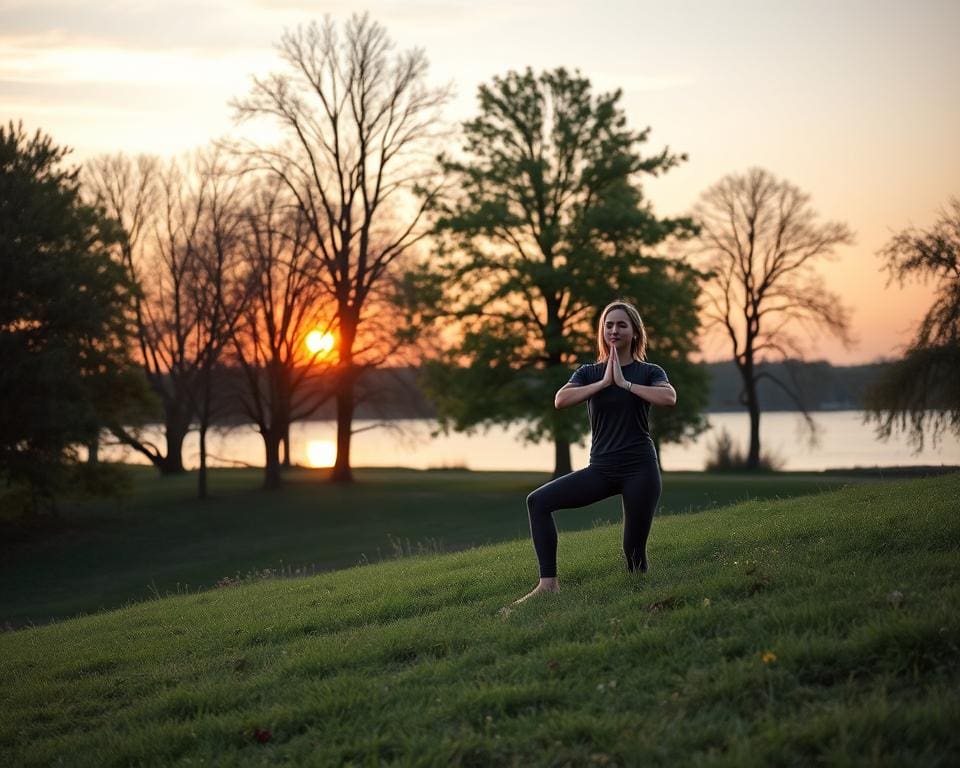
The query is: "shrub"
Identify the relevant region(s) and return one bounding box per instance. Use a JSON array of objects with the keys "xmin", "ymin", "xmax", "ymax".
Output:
[{"xmin": 704, "ymin": 427, "xmax": 782, "ymax": 472}]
